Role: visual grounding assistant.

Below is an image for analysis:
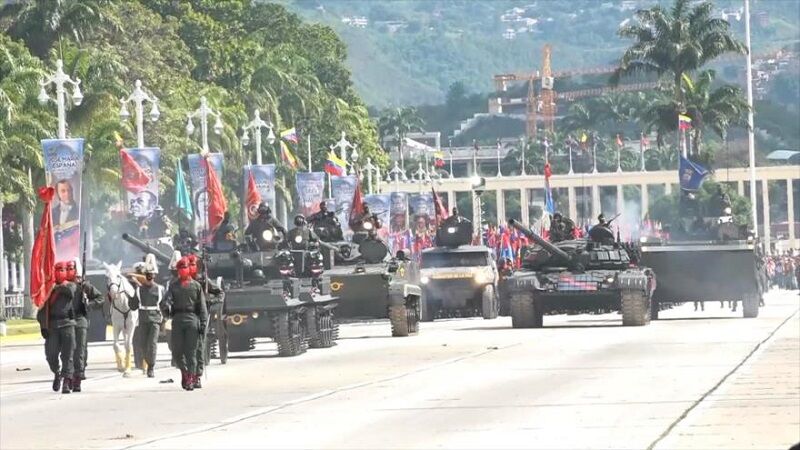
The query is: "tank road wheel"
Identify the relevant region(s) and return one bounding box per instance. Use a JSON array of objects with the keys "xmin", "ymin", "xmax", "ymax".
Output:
[
  {"xmin": 510, "ymin": 293, "xmax": 539, "ymax": 328},
  {"xmin": 481, "ymin": 286, "xmax": 499, "ymax": 320},
  {"xmin": 742, "ymin": 294, "xmax": 759, "ymax": 318},
  {"xmin": 273, "ymin": 310, "xmax": 307, "ymax": 357},
  {"xmin": 408, "ymin": 296, "xmax": 420, "ymax": 334},
  {"xmin": 309, "ymin": 309, "xmax": 338, "ymax": 348},
  {"xmin": 621, "ymin": 290, "xmax": 649, "ymax": 326}
]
